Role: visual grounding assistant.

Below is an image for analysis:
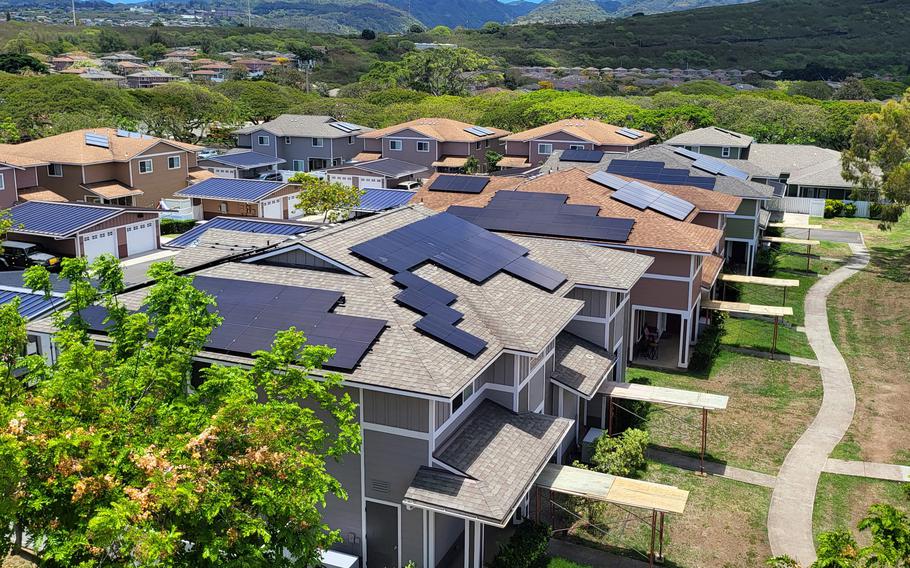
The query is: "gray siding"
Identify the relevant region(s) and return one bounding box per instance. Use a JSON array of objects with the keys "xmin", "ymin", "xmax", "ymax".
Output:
[
  {"xmin": 363, "ymin": 390, "xmax": 430, "ymax": 433},
  {"xmin": 476, "ymin": 353, "xmax": 515, "ymax": 387},
  {"xmin": 363, "ymin": 429, "xmax": 427, "ymax": 502},
  {"xmin": 565, "ymin": 319, "xmax": 605, "ymax": 347}
]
